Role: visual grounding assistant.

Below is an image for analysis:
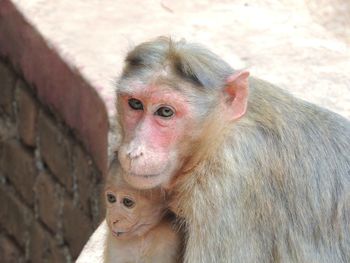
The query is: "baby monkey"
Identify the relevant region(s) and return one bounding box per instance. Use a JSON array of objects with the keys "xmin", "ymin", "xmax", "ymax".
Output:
[{"xmin": 78, "ymin": 158, "xmax": 181, "ymax": 263}]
